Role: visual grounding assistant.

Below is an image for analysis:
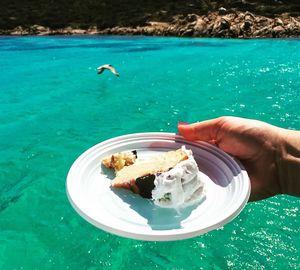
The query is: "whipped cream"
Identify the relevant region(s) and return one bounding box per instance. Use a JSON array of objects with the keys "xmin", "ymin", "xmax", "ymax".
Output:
[{"xmin": 151, "ymin": 146, "xmax": 205, "ymax": 208}]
